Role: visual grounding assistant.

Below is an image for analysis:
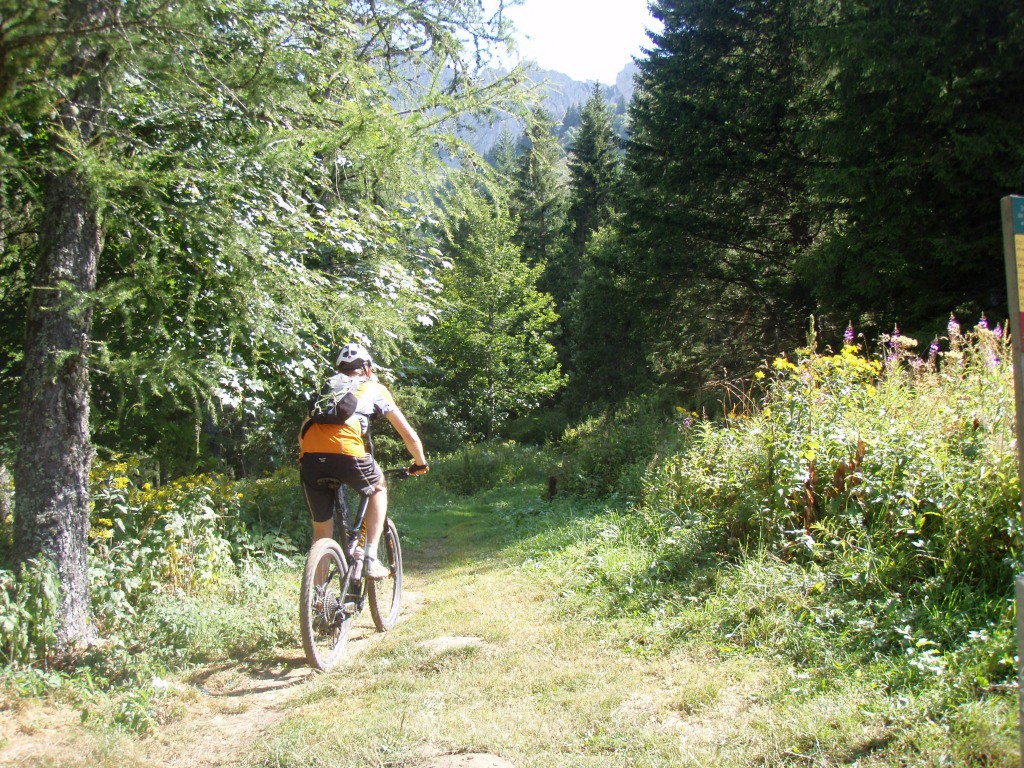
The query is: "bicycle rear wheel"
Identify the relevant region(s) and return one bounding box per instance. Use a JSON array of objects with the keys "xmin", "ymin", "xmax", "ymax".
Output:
[
  {"xmin": 300, "ymin": 538, "xmax": 354, "ymax": 671},
  {"xmin": 368, "ymin": 518, "xmax": 403, "ymax": 631}
]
